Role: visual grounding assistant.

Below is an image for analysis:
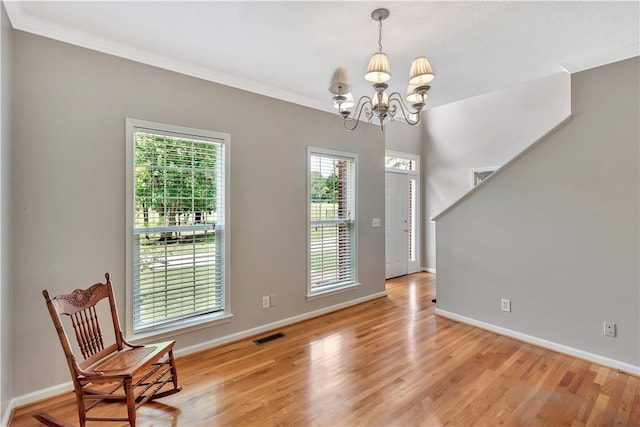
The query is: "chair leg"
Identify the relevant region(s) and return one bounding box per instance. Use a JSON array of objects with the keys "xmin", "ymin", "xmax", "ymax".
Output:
[
  {"xmin": 124, "ymin": 377, "xmax": 136, "ymax": 427},
  {"xmin": 74, "ymin": 385, "xmax": 87, "ymax": 427},
  {"xmin": 169, "ymin": 350, "xmax": 180, "ymax": 390}
]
